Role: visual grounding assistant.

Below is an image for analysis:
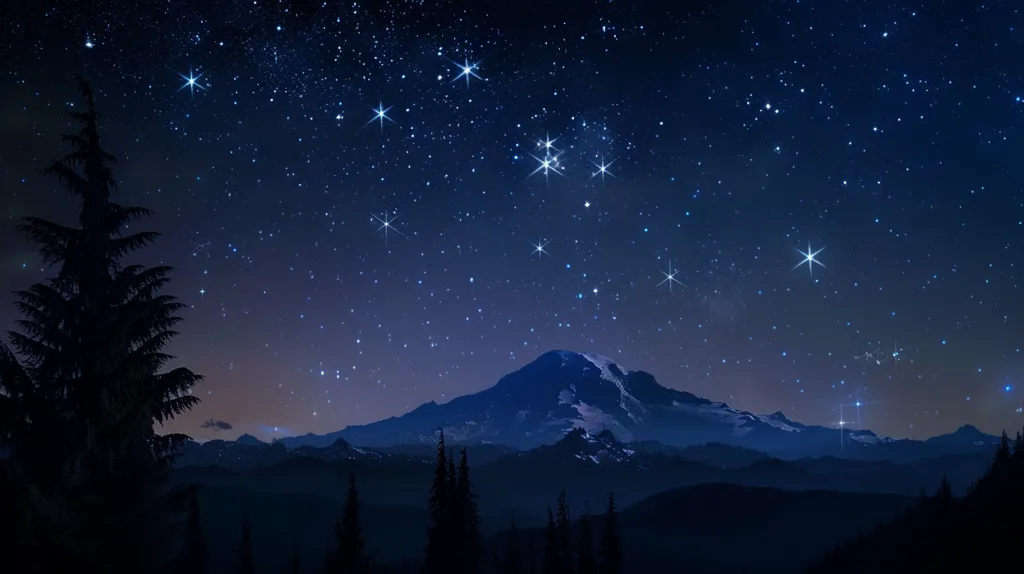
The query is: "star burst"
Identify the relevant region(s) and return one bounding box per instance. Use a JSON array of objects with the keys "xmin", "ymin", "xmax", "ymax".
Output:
[
  {"xmin": 537, "ymin": 133, "xmax": 560, "ymax": 154},
  {"xmin": 452, "ymin": 58, "xmax": 483, "ymax": 88},
  {"xmin": 371, "ymin": 211, "xmax": 405, "ymax": 245},
  {"xmin": 527, "ymin": 153, "xmax": 564, "ymax": 180},
  {"xmin": 794, "ymin": 243, "xmax": 826, "ymax": 277},
  {"xmin": 363, "ymin": 102, "xmax": 395, "ymax": 133},
  {"xmin": 589, "ymin": 157, "xmax": 616, "ymax": 182},
  {"xmin": 176, "ymin": 66, "xmax": 207, "ymax": 98},
  {"xmin": 657, "ymin": 259, "xmax": 686, "ymax": 293},
  {"xmin": 530, "ymin": 238, "xmax": 550, "ymax": 258}
]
